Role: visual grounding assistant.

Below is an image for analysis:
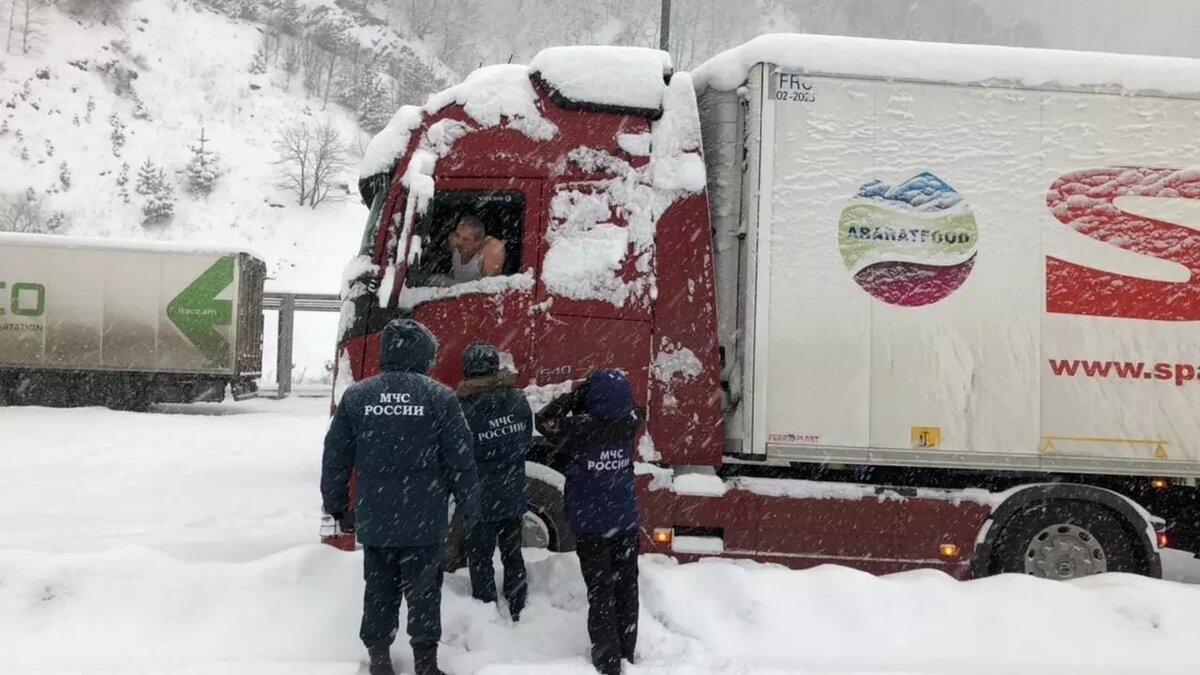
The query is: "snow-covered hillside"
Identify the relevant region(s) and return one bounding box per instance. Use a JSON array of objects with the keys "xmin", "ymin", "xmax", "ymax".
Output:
[
  {"xmin": 1, "ymin": 1, "xmax": 359, "ymax": 284},
  {"xmin": 0, "ymin": 0, "xmax": 460, "ymax": 381}
]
